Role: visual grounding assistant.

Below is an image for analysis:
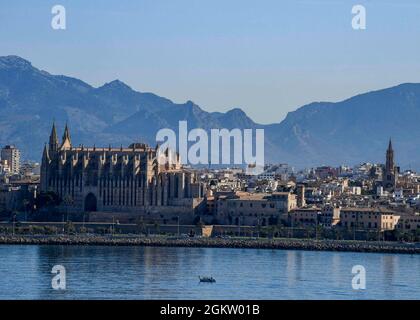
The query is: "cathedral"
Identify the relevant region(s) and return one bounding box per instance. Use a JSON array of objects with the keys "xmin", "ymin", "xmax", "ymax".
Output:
[
  {"xmin": 40, "ymin": 123, "xmax": 206, "ymax": 223},
  {"xmin": 383, "ymin": 138, "xmax": 399, "ymax": 189}
]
